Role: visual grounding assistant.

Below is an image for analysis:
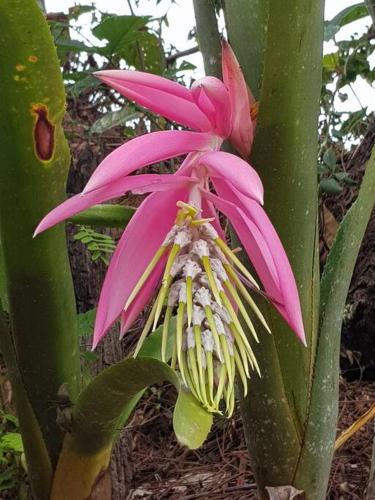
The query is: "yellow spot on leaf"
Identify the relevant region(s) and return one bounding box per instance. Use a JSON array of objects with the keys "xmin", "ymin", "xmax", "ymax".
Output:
[
  {"xmin": 28, "ymin": 55, "xmax": 38, "ymax": 63},
  {"xmin": 15, "ymin": 64, "xmax": 26, "ymax": 72}
]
